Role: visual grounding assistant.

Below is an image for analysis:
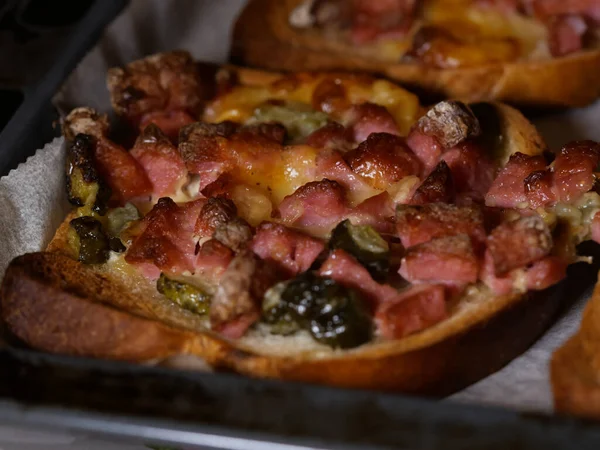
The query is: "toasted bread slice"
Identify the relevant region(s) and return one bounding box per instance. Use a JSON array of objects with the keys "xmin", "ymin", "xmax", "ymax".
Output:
[
  {"xmin": 0, "ymin": 82, "xmax": 563, "ymax": 394},
  {"xmin": 231, "ymin": 0, "xmax": 600, "ymax": 107},
  {"xmin": 1, "ymin": 249, "xmax": 564, "ymax": 395},
  {"xmin": 552, "ymin": 273, "xmax": 600, "ymax": 417}
]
